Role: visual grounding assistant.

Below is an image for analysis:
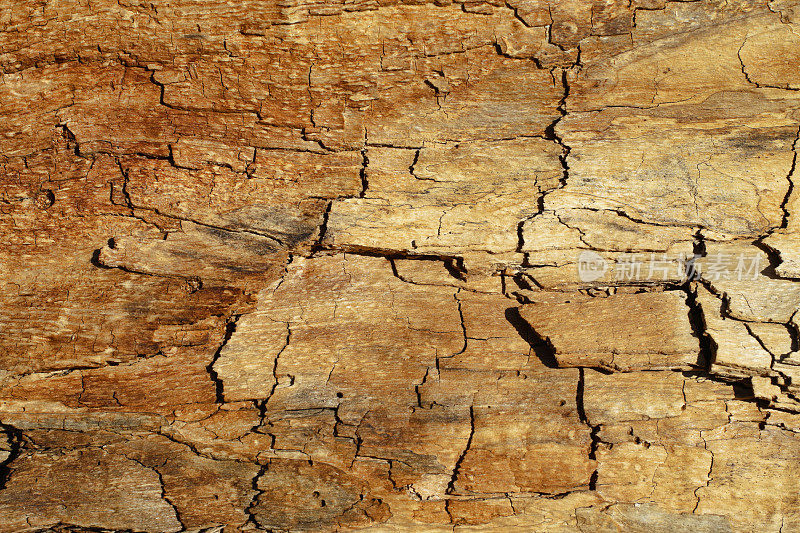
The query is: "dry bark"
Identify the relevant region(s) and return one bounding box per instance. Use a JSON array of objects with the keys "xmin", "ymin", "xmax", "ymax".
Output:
[{"xmin": 2, "ymin": 0, "xmax": 800, "ymax": 531}]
